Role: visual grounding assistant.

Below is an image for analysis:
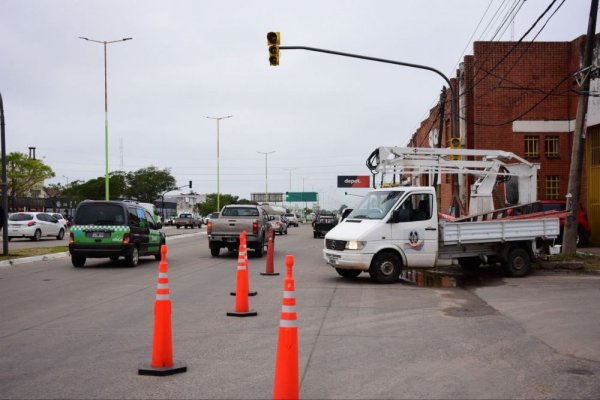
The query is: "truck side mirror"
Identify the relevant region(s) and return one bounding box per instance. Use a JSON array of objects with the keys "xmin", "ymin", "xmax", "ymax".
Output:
[
  {"xmin": 390, "ymin": 210, "xmax": 401, "ymax": 223},
  {"xmin": 155, "ymin": 222, "xmax": 163, "ymax": 229}
]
